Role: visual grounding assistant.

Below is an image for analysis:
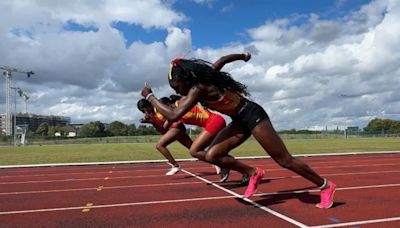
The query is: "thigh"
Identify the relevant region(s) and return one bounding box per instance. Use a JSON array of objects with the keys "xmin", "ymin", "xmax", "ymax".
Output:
[
  {"xmin": 158, "ymin": 128, "xmax": 184, "ymax": 147},
  {"xmin": 251, "ymin": 119, "xmax": 292, "ymax": 160},
  {"xmin": 177, "ymin": 133, "xmax": 193, "ymax": 149},
  {"xmin": 207, "ymin": 123, "xmax": 251, "ymax": 157},
  {"xmin": 190, "ymin": 130, "xmax": 215, "ymax": 152}
]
